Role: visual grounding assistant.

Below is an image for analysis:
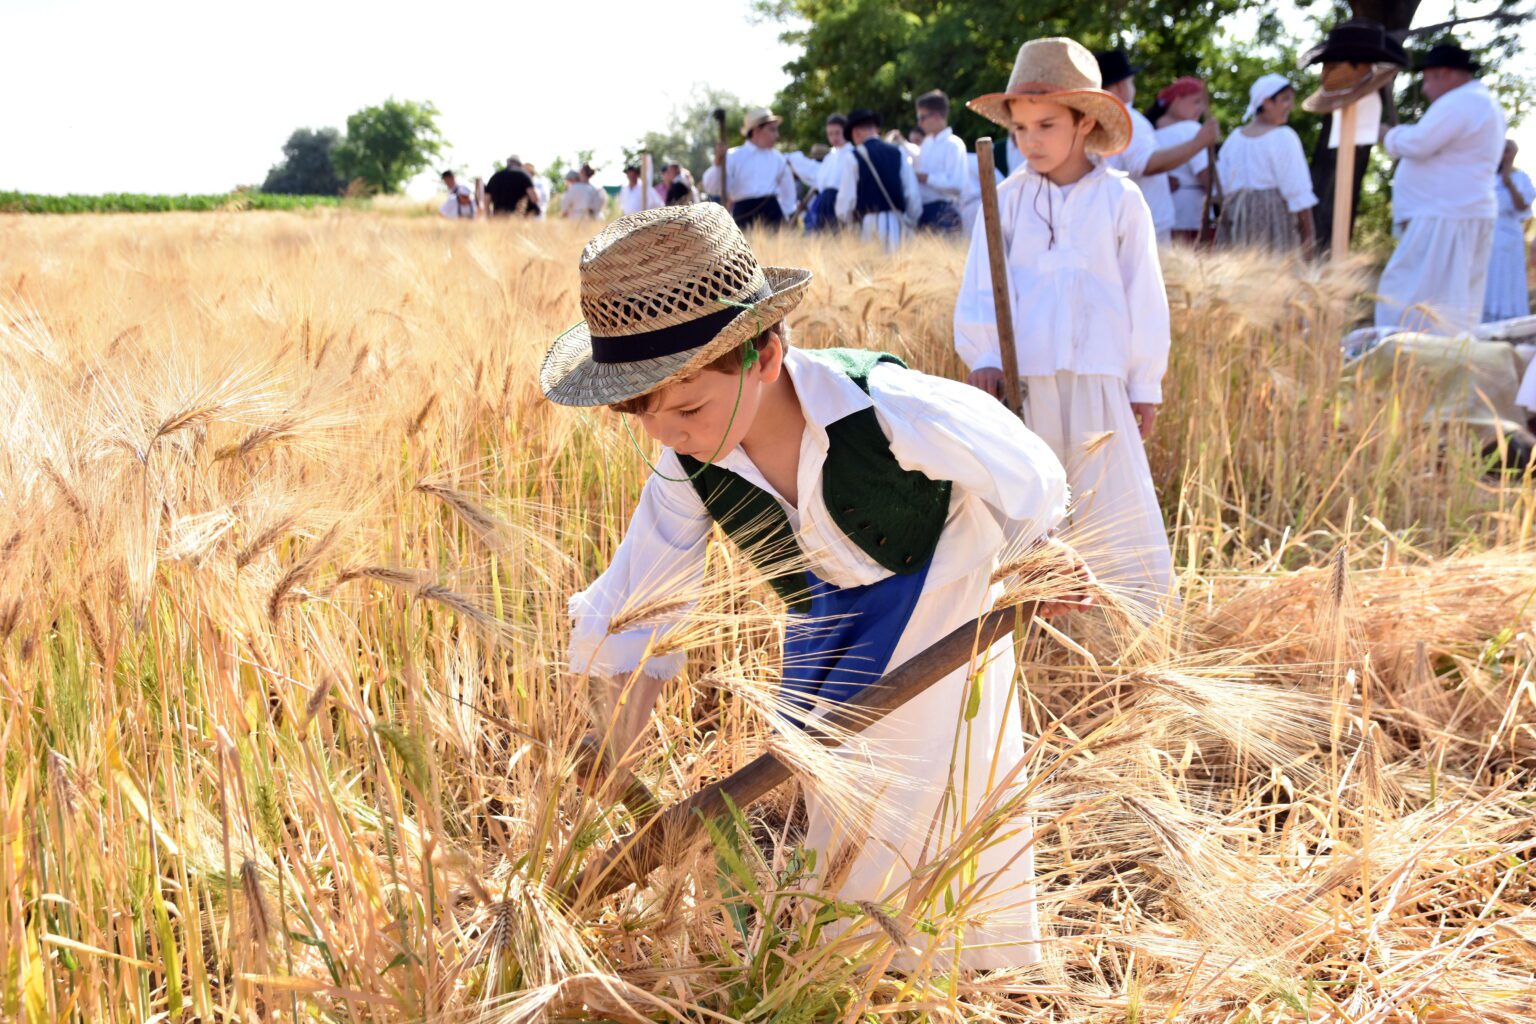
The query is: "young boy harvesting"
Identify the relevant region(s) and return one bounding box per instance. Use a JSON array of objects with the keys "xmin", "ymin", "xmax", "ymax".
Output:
[
  {"xmin": 542, "ymin": 203, "xmax": 1074, "ymax": 968},
  {"xmin": 955, "ymin": 37, "xmax": 1174, "ymax": 603}
]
